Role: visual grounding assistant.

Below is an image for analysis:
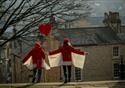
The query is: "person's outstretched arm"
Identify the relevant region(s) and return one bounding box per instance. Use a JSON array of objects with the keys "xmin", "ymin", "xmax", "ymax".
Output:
[
  {"xmin": 41, "ymin": 48, "xmax": 46, "ymax": 59},
  {"xmin": 70, "ymin": 46, "xmax": 85, "ymax": 55},
  {"xmin": 49, "ymin": 48, "xmax": 61, "ymax": 55},
  {"xmin": 22, "ymin": 48, "xmax": 33, "ymax": 63}
]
